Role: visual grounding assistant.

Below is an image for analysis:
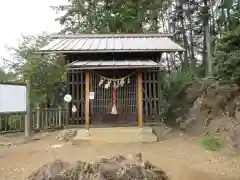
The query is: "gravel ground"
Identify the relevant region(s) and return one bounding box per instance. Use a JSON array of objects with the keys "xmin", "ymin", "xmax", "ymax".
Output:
[{"xmin": 0, "ymin": 131, "xmax": 239, "ymax": 180}]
